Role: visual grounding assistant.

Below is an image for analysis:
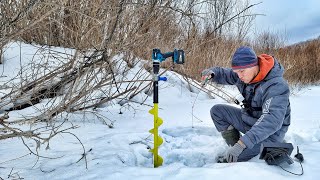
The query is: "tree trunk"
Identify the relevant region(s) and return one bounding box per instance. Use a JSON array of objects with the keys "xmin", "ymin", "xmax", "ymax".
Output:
[{"xmin": 0, "ymin": 46, "xmax": 2, "ymax": 64}]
